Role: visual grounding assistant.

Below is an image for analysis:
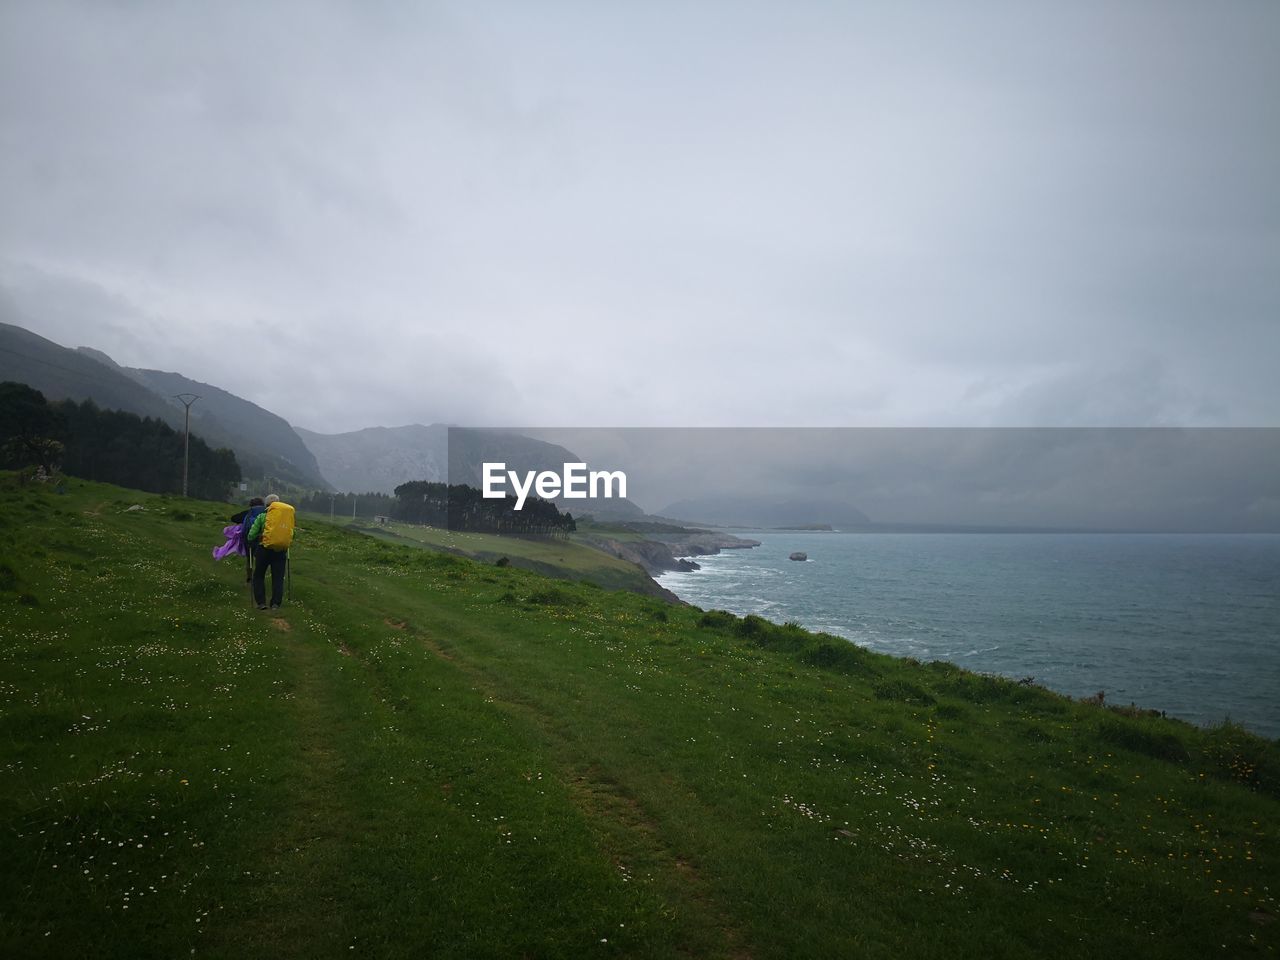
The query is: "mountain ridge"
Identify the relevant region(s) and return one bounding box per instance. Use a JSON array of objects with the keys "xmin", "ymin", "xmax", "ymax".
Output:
[
  {"xmin": 296, "ymin": 422, "xmax": 448, "ymax": 494},
  {"xmin": 0, "ymin": 321, "xmax": 329, "ymax": 489}
]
